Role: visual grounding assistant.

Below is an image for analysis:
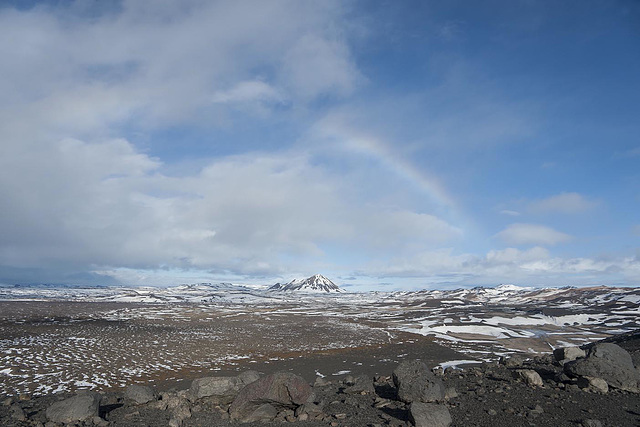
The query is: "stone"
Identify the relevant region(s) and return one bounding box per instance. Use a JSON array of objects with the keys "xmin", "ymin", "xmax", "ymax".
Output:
[
  {"xmin": 124, "ymin": 384, "xmax": 156, "ymax": 405},
  {"xmin": 46, "ymin": 391, "xmax": 101, "ymax": 423},
  {"xmin": 444, "ymin": 387, "xmax": 458, "ymax": 400},
  {"xmin": 499, "ymin": 354, "xmax": 525, "ymax": 367},
  {"xmin": 190, "ymin": 370, "xmax": 259, "ymax": 403},
  {"xmin": 553, "ymin": 346, "xmax": 586, "ymax": 364},
  {"xmin": 408, "ymin": 402, "xmax": 452, "ymax": 427},
  {"xmin": 10, "ymin": 404, "xmax": 26, "ymax": 421},
  {"xmin": 581, "ymin": 419, "xmax": 603, "ymax": 427},
  {"xmin": 229, "ymin": 371, "xmax": 314, "ymax": 421},
  {"xmin": 243, "ymin": 403, "xmax": 278, "ymax": 422},
  {"xmin": 190, "ymin": 376, "xmax": 239, "ymax": 402},
  {"xmin": 237, "ymin": 370, "xmax": 261, "ymax": 385},
  {"xmin": 314, "ymin": 376, "xmax": 331, "ymax": 387},
  {"xmin": 564, "ymin": 343, "xmax": 640, "ymax": 392},
  {"xmin": 577, "ymin": 376, "xmax": 609, "ymax": 393},
  {"xmin": 169, "ymin": 401, "xmax": 191, "ymax": 427},
  {"xmin": 344, "ymin": 374, "xmax": 375, "ymax": 394},
  {"xmin": 92, "ymin": 415, "xmax": 109, "ymax": 426},
  {"xmin": 514, "ymin": 369, "xmax": 543, "ymax": 387},
  {"xmin": 393, "ymin": 360, "xmax": 445, "ymax": 403},
  {"xmin": 295, "ymin": 402, "xmax": 323, "ymax": 416}
]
